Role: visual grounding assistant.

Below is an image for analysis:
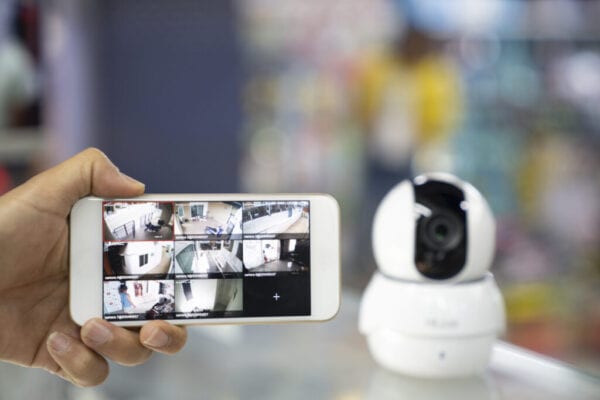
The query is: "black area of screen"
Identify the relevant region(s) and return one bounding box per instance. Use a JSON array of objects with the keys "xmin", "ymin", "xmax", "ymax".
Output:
[
  {"xmin": 101, "ymin": 200, "xmax": 311, "ymax": 321},
  {"xmin": 243, "ymin": 275, "xmax": 311, "ymax": 317}
]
